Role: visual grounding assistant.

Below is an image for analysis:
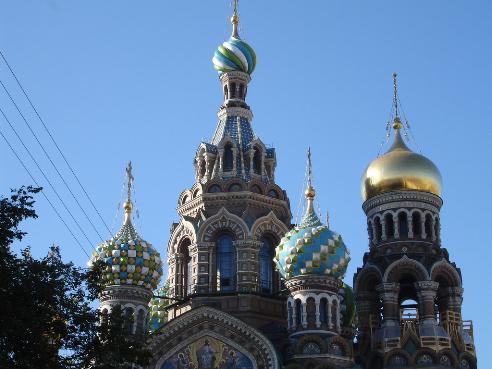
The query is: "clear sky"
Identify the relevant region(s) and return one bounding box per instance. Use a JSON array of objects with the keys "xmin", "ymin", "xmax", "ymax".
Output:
[{"xmin": 1, "ymin": 0, "xmax": 491, "ymax": 363}]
